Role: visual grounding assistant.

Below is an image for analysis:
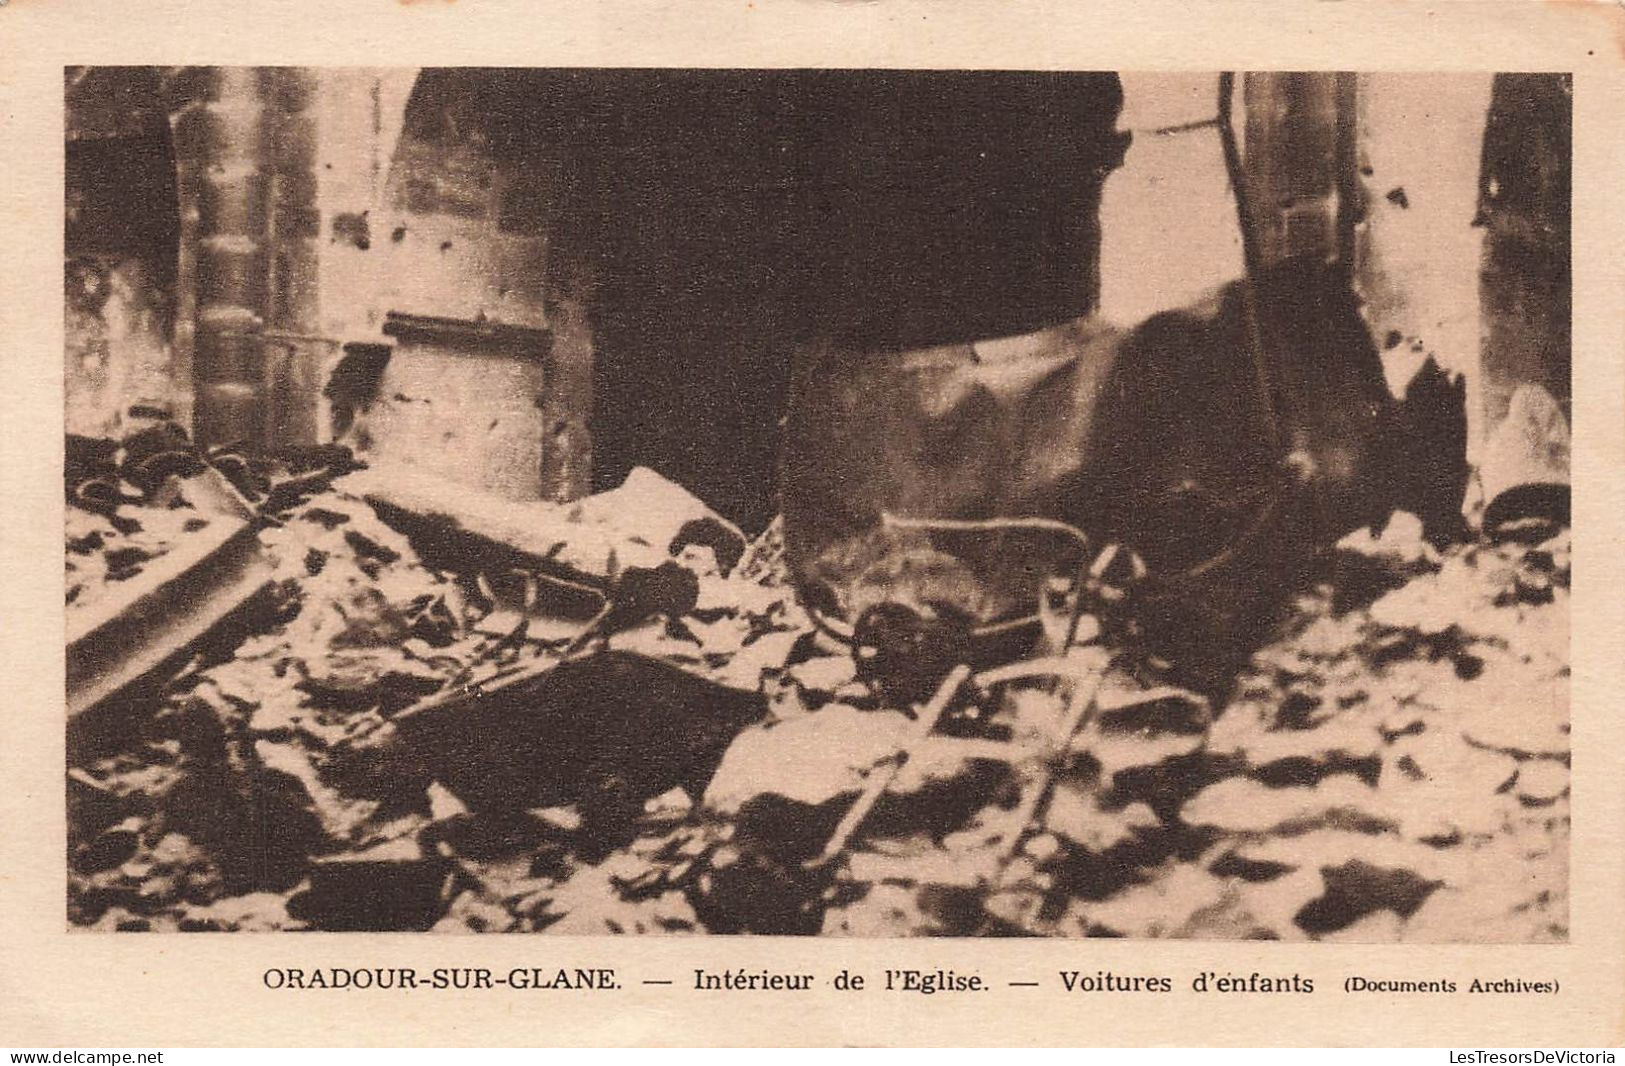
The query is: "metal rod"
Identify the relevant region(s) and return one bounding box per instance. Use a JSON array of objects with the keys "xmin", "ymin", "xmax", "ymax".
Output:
[
  {"xmin": 807, "ymin": 663, "xmax": 974, "ymax": 870},
  {"xmin": 1147, "ymin": 117, "xmax": 1222, "ymax": 137}
]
